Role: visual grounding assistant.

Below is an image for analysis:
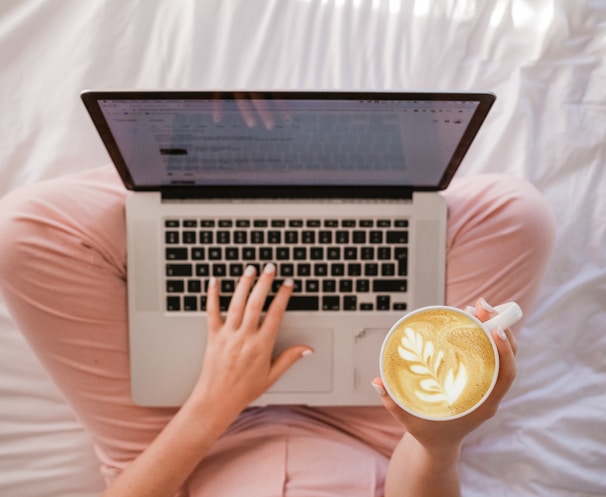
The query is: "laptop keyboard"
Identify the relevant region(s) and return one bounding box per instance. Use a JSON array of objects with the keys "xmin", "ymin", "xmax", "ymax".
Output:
[{"xmin": 164, "ymin": 217, "xmax": 408, "ymax": 313}]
